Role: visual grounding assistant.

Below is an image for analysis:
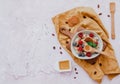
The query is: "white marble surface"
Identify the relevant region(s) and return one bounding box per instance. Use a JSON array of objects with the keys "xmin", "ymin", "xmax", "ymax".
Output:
[{"xmin": 0, "ymin": 0, "xmax": 120, "ymax": 84}]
